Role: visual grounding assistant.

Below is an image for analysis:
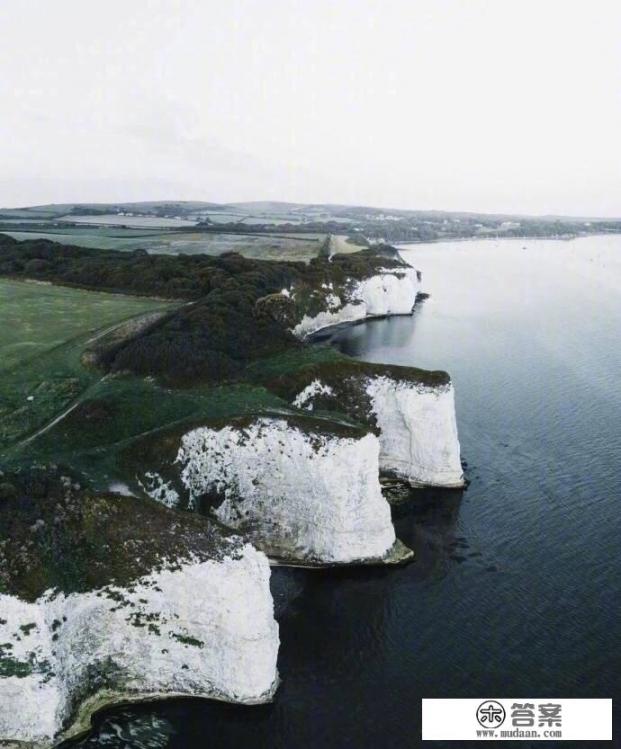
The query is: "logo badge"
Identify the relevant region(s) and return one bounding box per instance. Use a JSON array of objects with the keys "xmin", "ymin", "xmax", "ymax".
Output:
[{"xmin": 476, "ymin": 700, "xmax": 506, "ymax": 728}]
